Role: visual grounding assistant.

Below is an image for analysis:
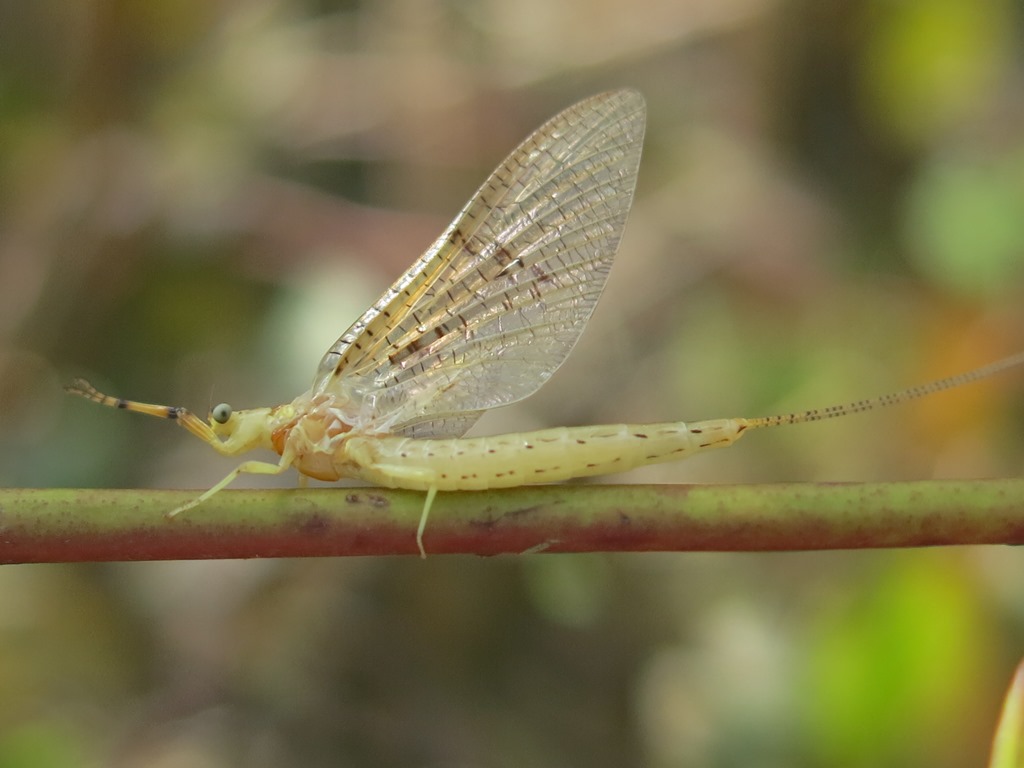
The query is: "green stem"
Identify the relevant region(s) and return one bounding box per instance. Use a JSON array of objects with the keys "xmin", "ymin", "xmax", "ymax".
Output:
[{"xmin": 2, "ymin": 480, "xmax": 1023, "ymax": 562}]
